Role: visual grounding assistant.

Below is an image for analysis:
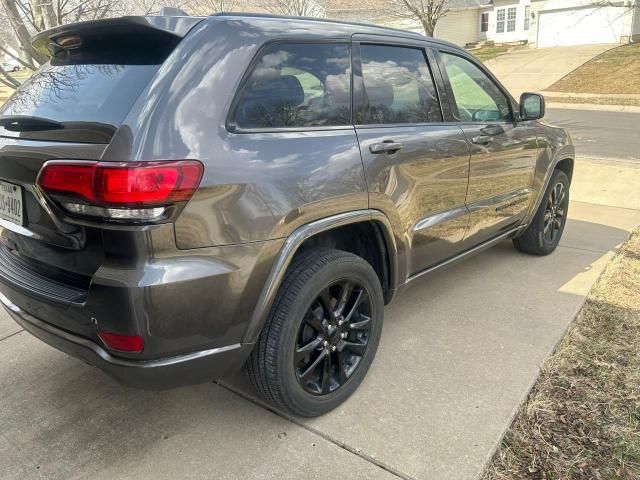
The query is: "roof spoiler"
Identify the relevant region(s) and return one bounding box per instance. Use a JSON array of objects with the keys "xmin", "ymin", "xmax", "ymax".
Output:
[{"xmin": 32, "ymin": 16, "xmax": 203, "ymax": 58}]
